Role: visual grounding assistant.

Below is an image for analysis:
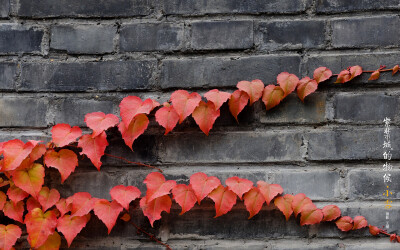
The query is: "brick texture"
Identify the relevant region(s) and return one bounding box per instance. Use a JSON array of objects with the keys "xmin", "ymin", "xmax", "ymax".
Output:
[
  {"xmin": 0, "ymin": 0, "xmax": 9, "ymax": 18},
  {"xmin": 0, "ymin": 24, "xmax": 43, "ymax": 53}
]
